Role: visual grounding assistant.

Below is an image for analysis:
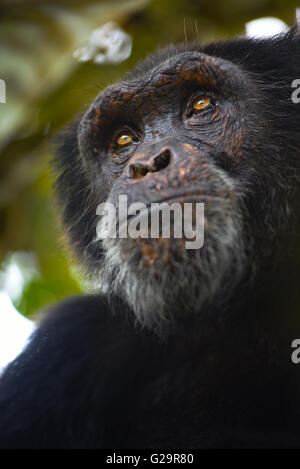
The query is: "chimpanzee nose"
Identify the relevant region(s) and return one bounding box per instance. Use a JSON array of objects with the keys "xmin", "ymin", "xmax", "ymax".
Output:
[{"xmin": 128, "ymin": 148, "xmax": 172, "ymax": 180}]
